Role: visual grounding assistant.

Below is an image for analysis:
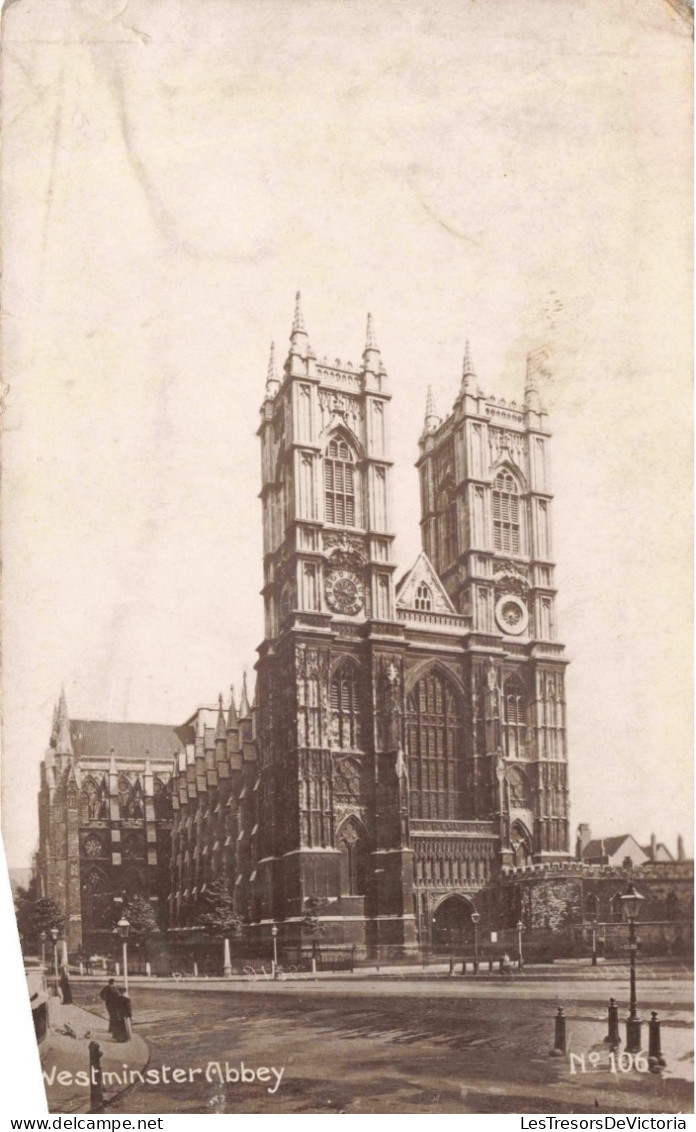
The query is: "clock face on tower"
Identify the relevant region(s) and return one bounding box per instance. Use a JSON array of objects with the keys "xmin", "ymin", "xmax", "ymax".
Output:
[{"xmin": 325, "ymin": 569, "xmax": 364, "ymax": 615}]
